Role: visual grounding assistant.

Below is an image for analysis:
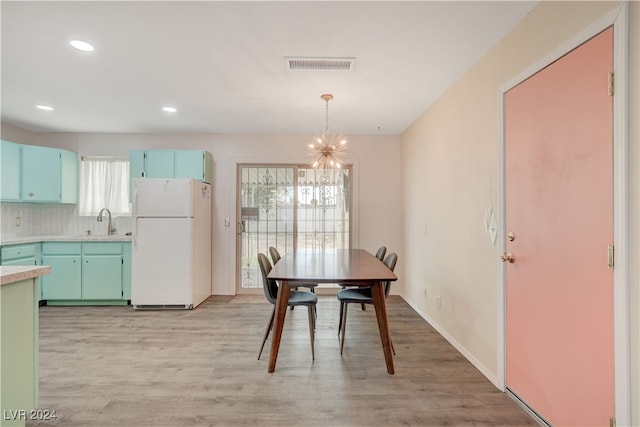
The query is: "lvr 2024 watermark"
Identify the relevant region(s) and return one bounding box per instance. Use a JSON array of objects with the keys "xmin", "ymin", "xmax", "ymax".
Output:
[{"xmin": 3, "ymin": 409, "xmax": 57, "ymax": 421}]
